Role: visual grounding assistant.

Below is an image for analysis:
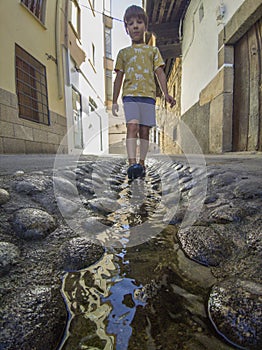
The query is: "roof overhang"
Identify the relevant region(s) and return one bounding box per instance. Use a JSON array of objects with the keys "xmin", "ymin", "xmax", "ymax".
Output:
[{"xmin": 143, "ymin": 0, "xmax": 191, "ymax": 78}]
